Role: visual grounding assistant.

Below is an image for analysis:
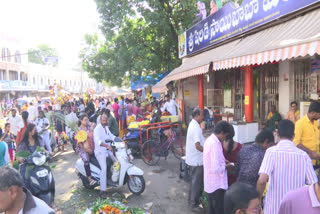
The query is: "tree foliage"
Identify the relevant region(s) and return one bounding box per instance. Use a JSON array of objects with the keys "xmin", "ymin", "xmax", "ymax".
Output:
[
  {"xmin": 28, "ymin": 44, "xmax": 58, "ymax": 66},
  {"xmin": 81, "ymin": 0, "xmax": 240, "ymax": 86}
]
